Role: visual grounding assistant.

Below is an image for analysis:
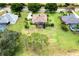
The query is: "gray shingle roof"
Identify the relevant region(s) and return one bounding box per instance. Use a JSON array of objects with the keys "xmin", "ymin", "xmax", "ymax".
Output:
[
  {"xmin": 0, "ymin": 13, "xmax": 18, "ymax": 24},
  {"xmin": 61, "ymin": 14, "xmax": 79, "ymax": 24}
]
